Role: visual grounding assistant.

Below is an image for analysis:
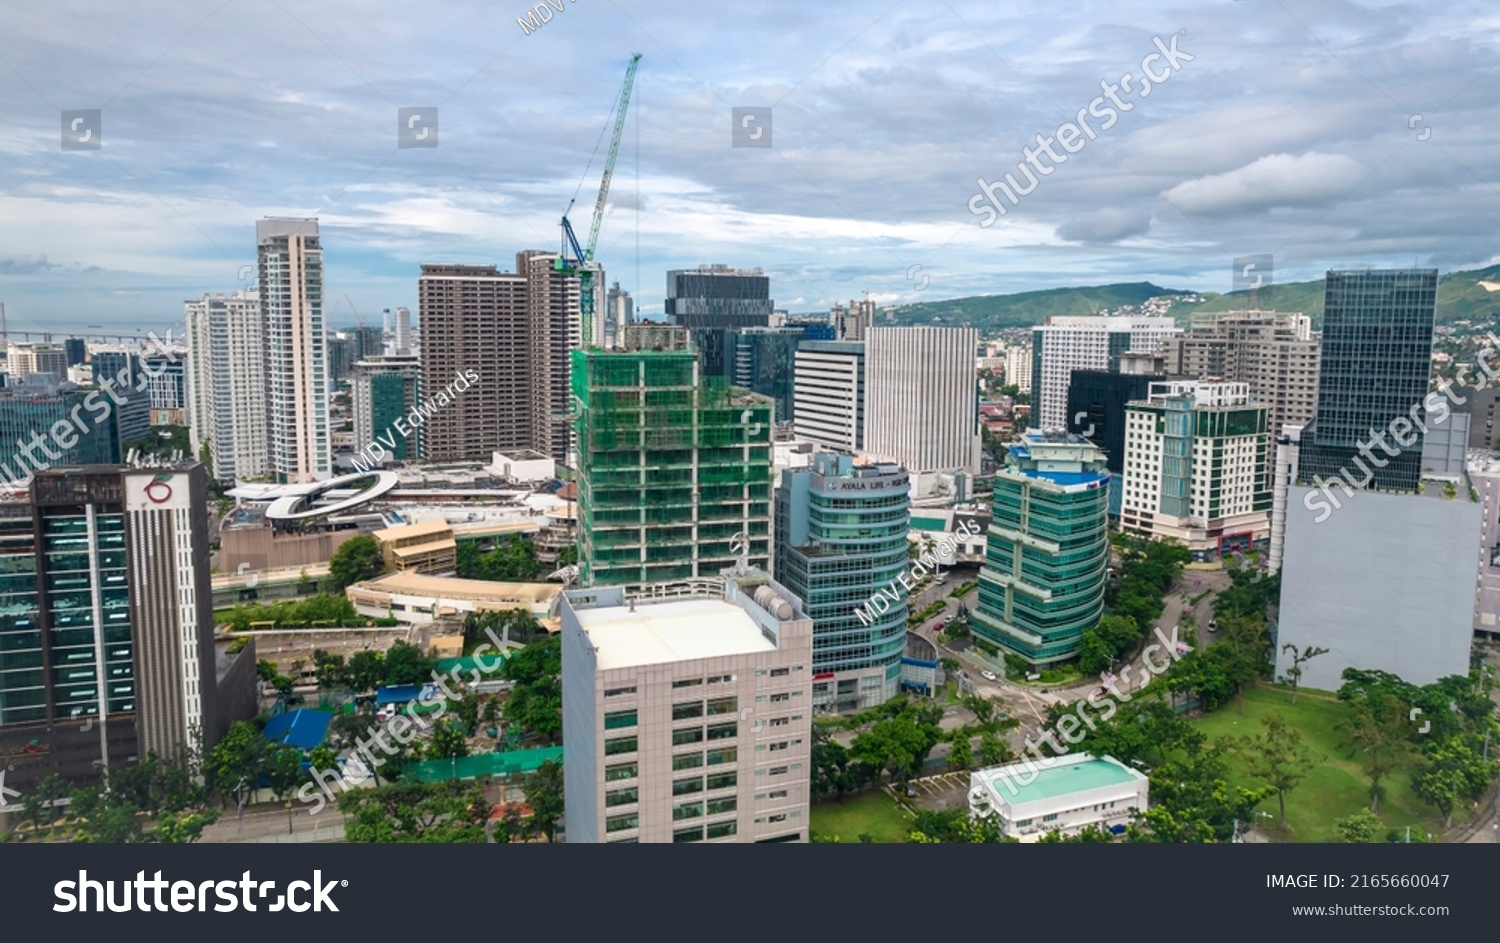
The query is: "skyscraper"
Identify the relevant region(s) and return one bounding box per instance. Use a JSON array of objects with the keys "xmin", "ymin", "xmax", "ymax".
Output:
[
  {"xmin": 7, "ymin": 342, "xmax": 70, "ymax": 381},
  {"xmin": 665, "ymin": 265, "xmax": 773, "ymax": 377},
  {"xmin": 0, "ymin": 380, "xmax": 123, "ymax": 492},
  {"xmin": 89, "ymin": 349, "xmax": 152, "ymax": 450},
  {"xmin": 723, "ymin": 326, "xmax": 803, "ymax": 426},
  {"xmin": 863, "ymin": 326, "xmax": 981, "ymax": 476},
  {"xmin": 973, "ymin": 432, "xmax": 1109, "ymax": 667},
  {"xmin": 573, "ymin": 329, "xmax": 773, "ymax": 588},
  {"xmin": 1065, "ymin": 354, "xmax": 1168, "ymax": 516},
  {"xmin": 258, "ymin": 218, "xmax": 331, "ymax": 483},
  {"xmin": 1295, "ymin": 269, "xmax": 1438, "ymax": 493},
  {"xmin": 391, "ymin": 306, "xmax": 412, "ymax": 356},
  {"xmin": 1003, "ymin": 344, "xmax": 1032, "ymax": 394},
  {"xmin": 775, "ymin": 452, "xmax": 910, "ymax": 709},
  {"xmin": 793, "ymin": 340, "xmax": 865, "ymax": 452},
  {"xmin": 351, "ymin": 356, "xmax": 422, "ymax": 462},
  {"xmin": 522, "ymin": 250, "xmax": 583, "ymax": 464},
  {"xmin": 185, "ymin": 290, "xmax": 267, "ymax": 482},
  {"xmin": 1030, "ymin": 316, "xmax": 1180, "ymax": 430}
]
